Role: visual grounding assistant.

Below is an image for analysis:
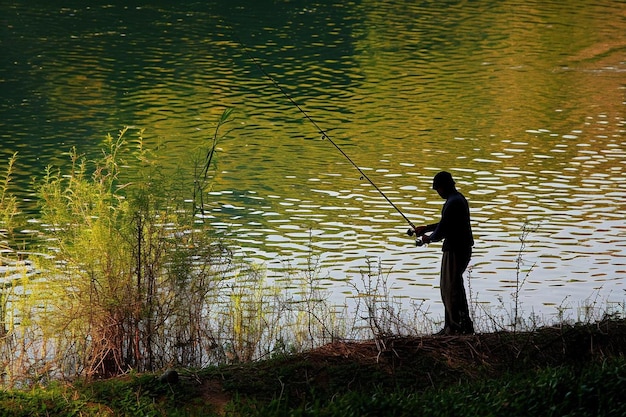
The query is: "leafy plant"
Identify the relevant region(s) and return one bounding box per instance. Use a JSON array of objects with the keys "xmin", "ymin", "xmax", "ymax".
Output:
[
  {"xmin": 1, "ymin": 109, "xmax": 239, "ymax": 384},
  {"xmin": 0, "ymin": 152, "xmax": 19, "ymax": 239}
]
